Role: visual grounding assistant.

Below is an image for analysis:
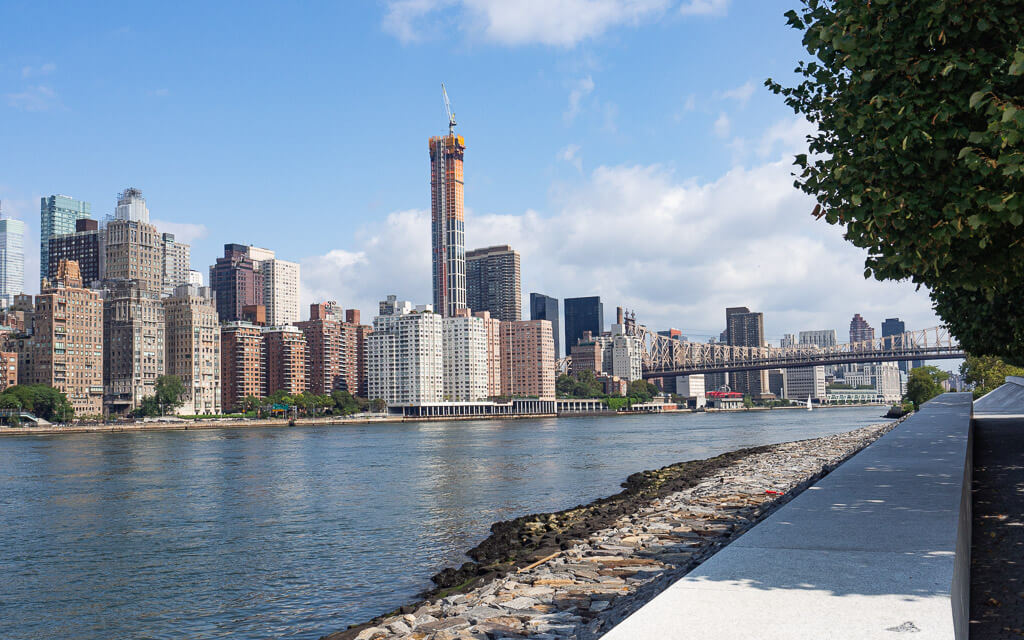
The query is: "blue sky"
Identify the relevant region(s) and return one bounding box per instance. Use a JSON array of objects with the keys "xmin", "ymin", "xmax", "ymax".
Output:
[{"xmin": 0, "ymin": 0, "xmax": 941, "ymax": 342}]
